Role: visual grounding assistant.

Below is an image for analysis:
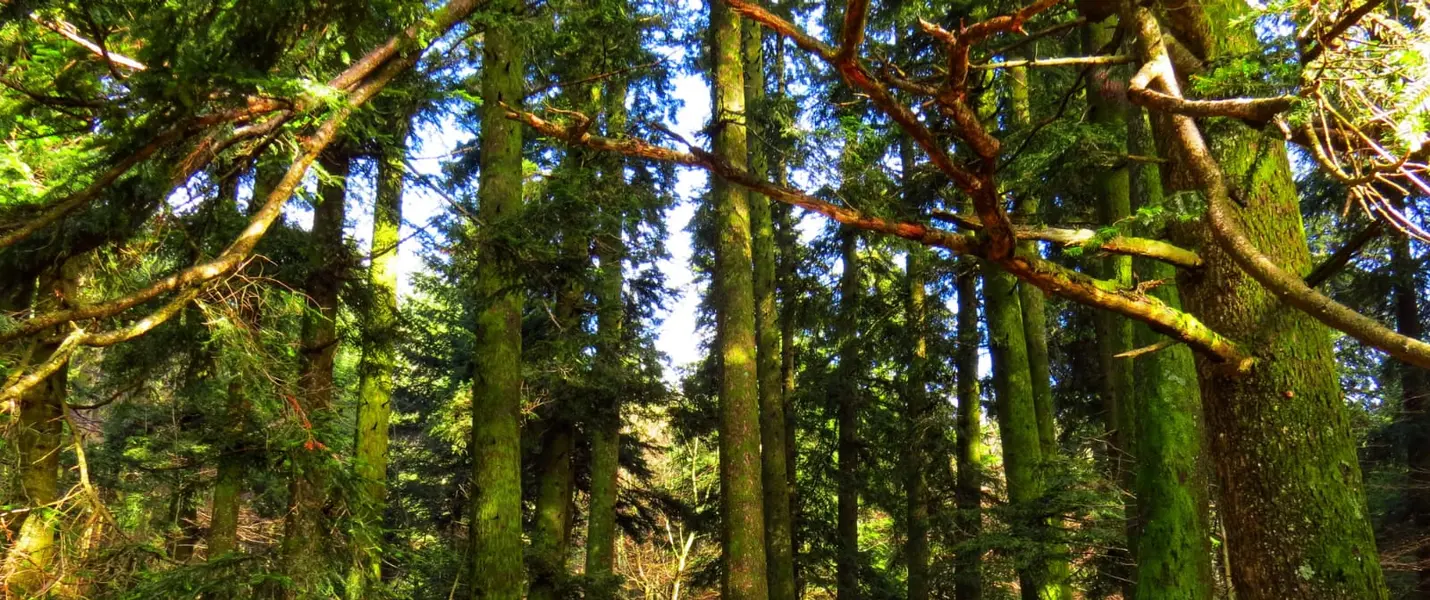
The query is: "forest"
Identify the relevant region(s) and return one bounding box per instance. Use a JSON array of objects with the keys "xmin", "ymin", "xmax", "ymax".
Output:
[{"xmin": 1, "ymin": 0, "xmax": 1428, "ymax": 597}]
